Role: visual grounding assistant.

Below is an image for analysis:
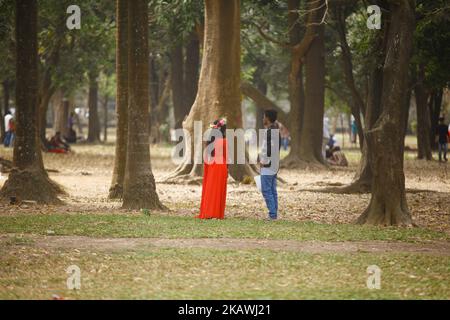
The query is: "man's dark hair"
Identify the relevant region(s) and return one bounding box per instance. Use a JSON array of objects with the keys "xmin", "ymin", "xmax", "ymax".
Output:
[
  {"xmin": 264, "ymin": 109, "xmax": 278, "ymax": 123},
  {"xmin": 5, "ymin": 109, "xmax": 11, "ymax": 115},
  {"xmin": 439, "ymin": 117, "xmax": 444, "ymax": 122}
]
